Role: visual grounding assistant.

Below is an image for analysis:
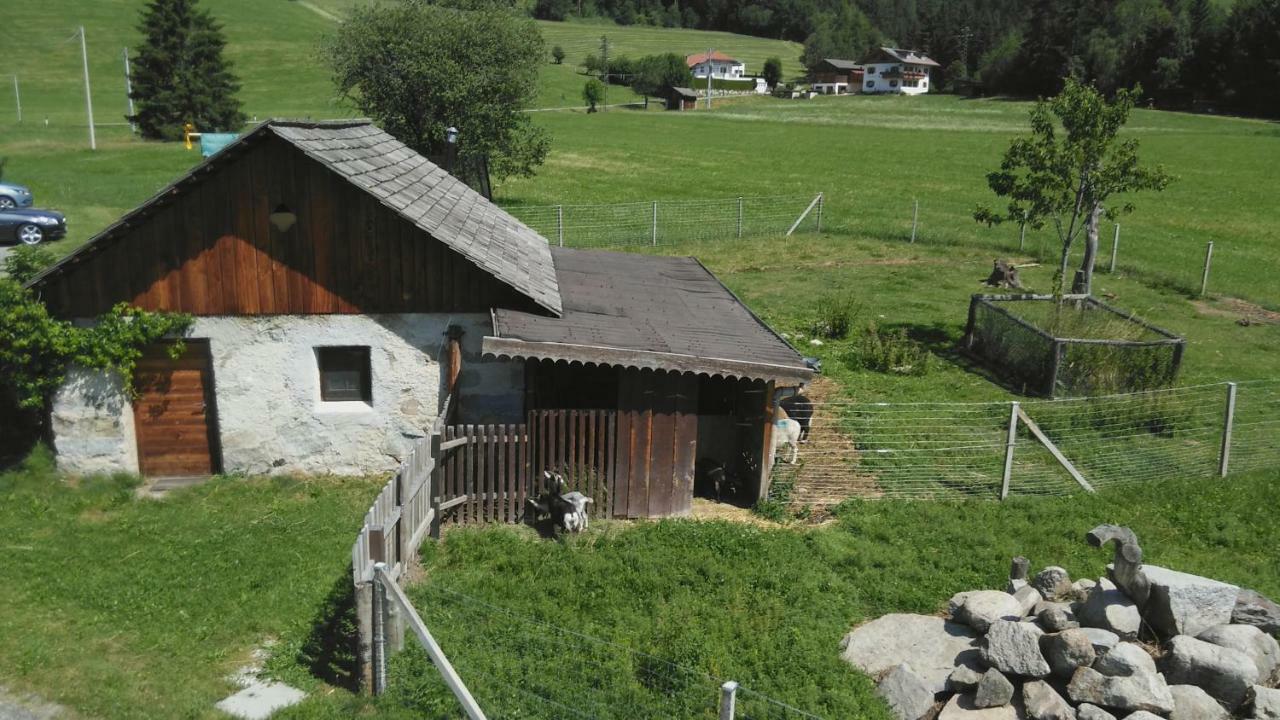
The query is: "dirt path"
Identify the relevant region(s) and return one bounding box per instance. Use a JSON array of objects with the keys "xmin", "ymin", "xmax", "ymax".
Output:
[{"xmin": 777, "ymin": 376, "xmax": 883, "ymax": 507}]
